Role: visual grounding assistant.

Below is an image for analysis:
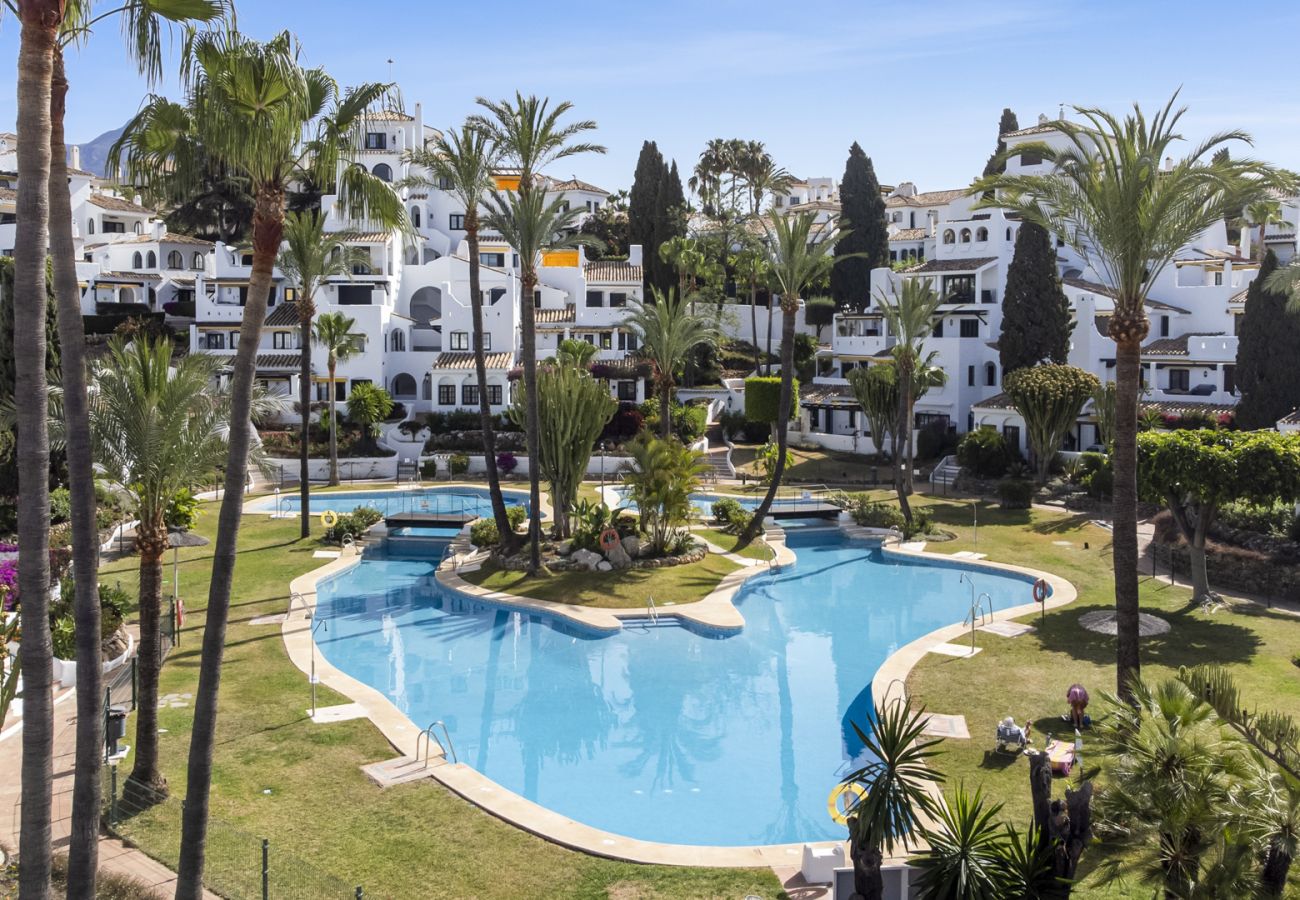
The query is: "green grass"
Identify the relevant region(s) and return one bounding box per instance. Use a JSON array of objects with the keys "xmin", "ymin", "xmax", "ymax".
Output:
[
  {"xmin": 101, "ymin": 511, "xmax": 783, "ymax": 899},
  {"xmin": 694, "ymin": 528, "xmax": 774, "ymax": 562},
  {"xmin": 730, "ymin": 444, "xmax": 889, "ymax": 486},
  {"xmin": 461, "ymin": 552, "xmax": 740, "ymax": 609},
  {"xmin": 899, "ymin": 494, "xmax": 1300, "ymax": 897}
]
